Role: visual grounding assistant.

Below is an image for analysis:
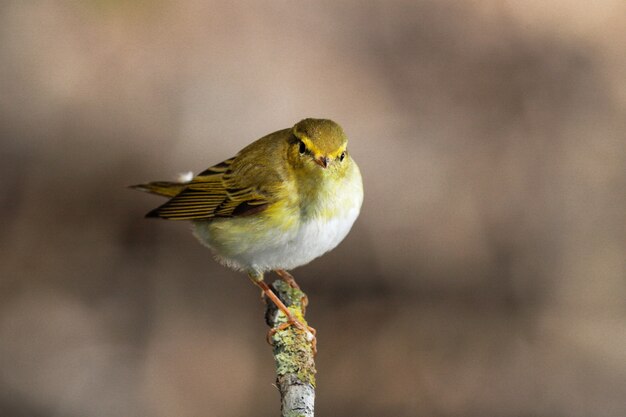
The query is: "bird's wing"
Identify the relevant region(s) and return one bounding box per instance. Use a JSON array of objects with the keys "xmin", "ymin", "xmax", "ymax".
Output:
[{"xmin": 146, "ymin": 155, "xmax": 284, "ymax": 220}]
